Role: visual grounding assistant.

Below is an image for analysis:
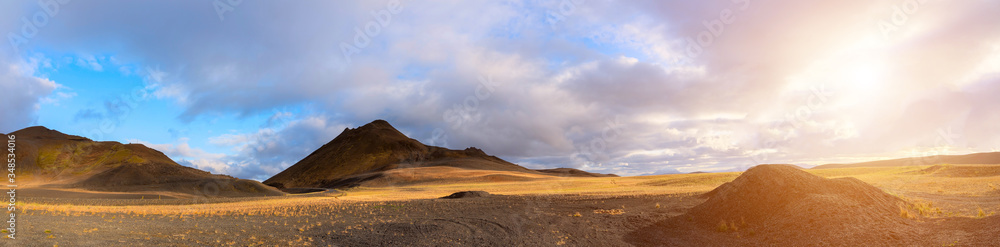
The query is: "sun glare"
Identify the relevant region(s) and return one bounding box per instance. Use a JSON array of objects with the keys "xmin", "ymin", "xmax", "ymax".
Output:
[{"xmin": 843, "ymin": 59, "xmax": 886, "ymax": 94}]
